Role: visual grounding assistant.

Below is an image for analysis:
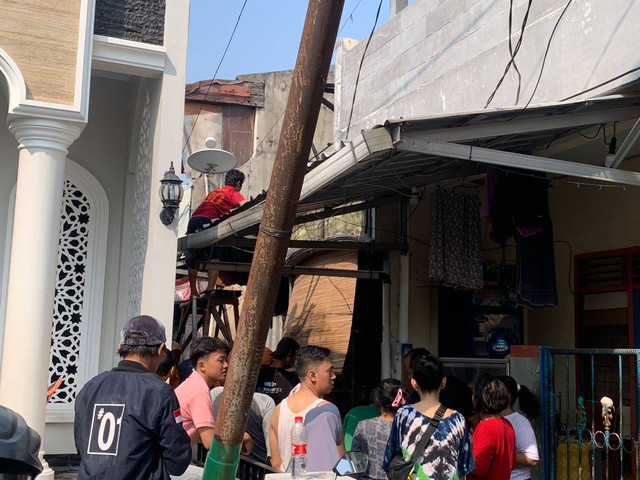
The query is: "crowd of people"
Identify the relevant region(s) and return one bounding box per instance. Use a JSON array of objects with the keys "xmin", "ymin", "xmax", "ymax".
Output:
[
  {"xmin": 72, "ymin": 314, "xmax": 540, "ymax": 480},
  {"xmin": 359, "ymin": 350, "xmax": 540, "ymax": 480}
]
